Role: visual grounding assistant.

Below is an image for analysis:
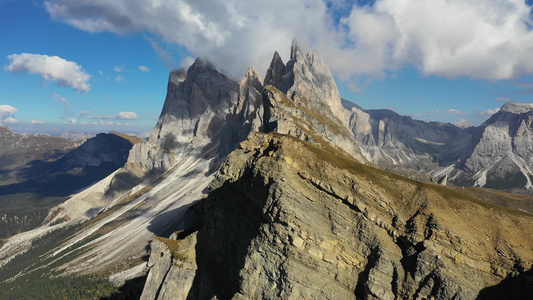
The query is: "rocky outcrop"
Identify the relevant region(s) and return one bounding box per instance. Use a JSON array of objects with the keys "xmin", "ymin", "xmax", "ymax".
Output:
[
  {"xmin": 137, "ymin": 42, "xmax": 533, "ymax": 299},
  {"xmin": 127, "ymin": 59, "xmax": 267, "ymax": 178},
  {"xmin": 143, "ymin": 132, "xmax": 533, "ymax": 299},
  {"xmin": 264, "ymin": 41, "xmax": 366, "ymax": 162},
  {"xmin": 126, "ymin": 60, "xmax": 241, "ymax": 174},
  {"xmin": 141, "ymin": 233, "xmax": 197, "ymax": 300},
  {"xmin": 128, "ymin": 40, "xmax": 369, "ymax": 178}
]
